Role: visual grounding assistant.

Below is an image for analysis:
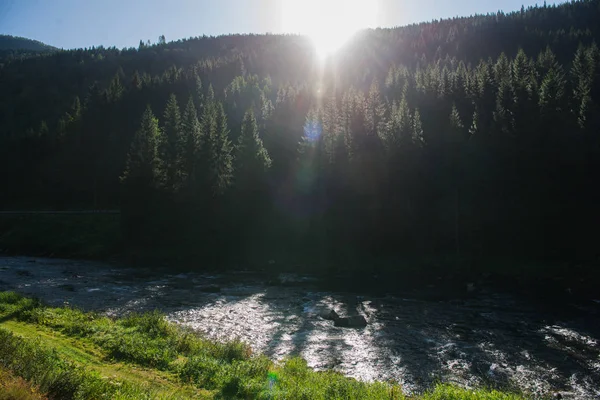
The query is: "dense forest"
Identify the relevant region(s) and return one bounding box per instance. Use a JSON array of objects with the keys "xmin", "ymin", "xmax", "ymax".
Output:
[
  {"xmin": 0, "ymin": 35, "xmax": 57, "ymax": 63},
  {"xmin": 1, "ymin": 0, "xmax": 599, "ymax": 273}
]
